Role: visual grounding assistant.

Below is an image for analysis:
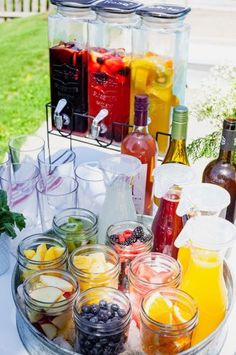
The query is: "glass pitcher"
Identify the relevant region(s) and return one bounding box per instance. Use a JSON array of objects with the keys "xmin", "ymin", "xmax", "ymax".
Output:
[
  {"xmin": 131, "ymin": 4, "xmax": 191, "ymax": 155},
  {"xmin": 48, "ymin": 0, "xmax": 96, "ymax": 135},
  {"xmin": 98, "ymin": 154, "xmax": 141, "ymax": 244},
  {"xmin": 88, "ymin": 0, "xmax": 141, "ymax": 142},
  {"xmin": 175, "ymin": 216, "xmax": 236, "ymax": 346},
  {"xmin": 176, "ymin": 183, "xmax": 231, "ymax": 274},
  {"xmin": 152, "ymin": 163, "xmax": 197, "ymax": 258}
]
